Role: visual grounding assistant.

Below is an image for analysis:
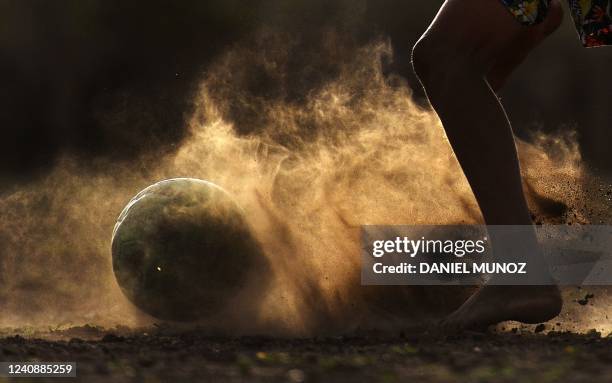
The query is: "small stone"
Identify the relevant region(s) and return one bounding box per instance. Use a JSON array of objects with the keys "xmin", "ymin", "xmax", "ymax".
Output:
[
  {"xmin": 287, "ymin": 369, "xmax": 305, "ymax": 383},
  {"xmin": 578, "ymin": 293, "xmax": 595, "ymax": 305}
]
